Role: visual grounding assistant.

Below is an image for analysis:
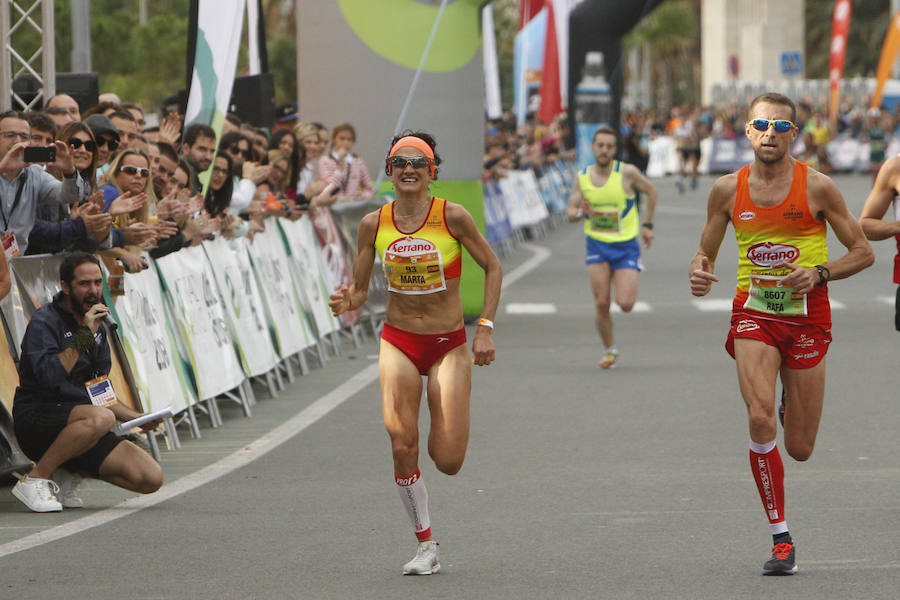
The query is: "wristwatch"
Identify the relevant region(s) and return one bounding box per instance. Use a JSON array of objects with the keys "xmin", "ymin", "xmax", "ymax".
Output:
[
  {"xmin": 641, "ymin": 222, "xmax": 653, "ymax": 230},
  {"xmin": 814, "ymin": 264, "xmax": 830, "ymax": 286}
]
